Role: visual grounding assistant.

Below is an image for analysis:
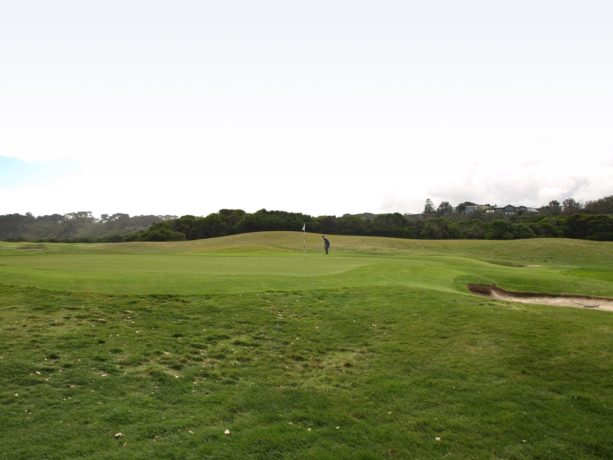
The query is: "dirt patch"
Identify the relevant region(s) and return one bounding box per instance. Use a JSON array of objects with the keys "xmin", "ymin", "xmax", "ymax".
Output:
[
  {"xmin": 16, "ymin": 244, "xmax": 48, "ymax": 251},
  {"xmin": 467, "ymin": 284, "xmax": 613, "ymax": 312}
]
